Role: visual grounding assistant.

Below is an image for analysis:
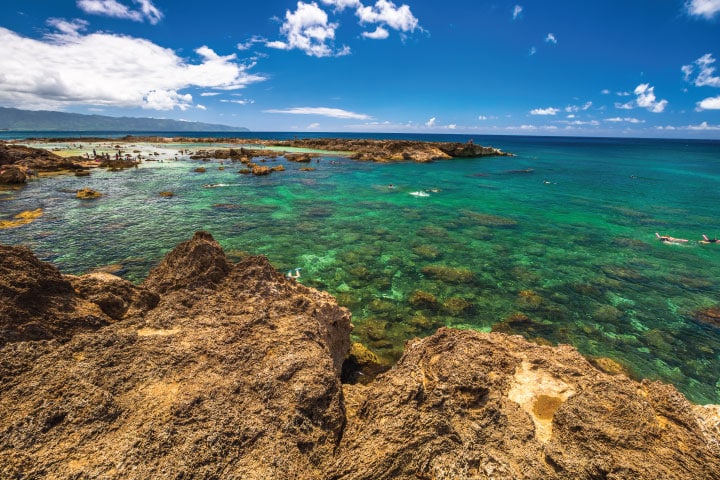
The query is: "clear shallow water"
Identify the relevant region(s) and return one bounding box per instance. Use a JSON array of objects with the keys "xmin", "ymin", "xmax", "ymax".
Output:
[{"xmin": 2, "ymin": 133, "xmax": 720, "ymax": 404}]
